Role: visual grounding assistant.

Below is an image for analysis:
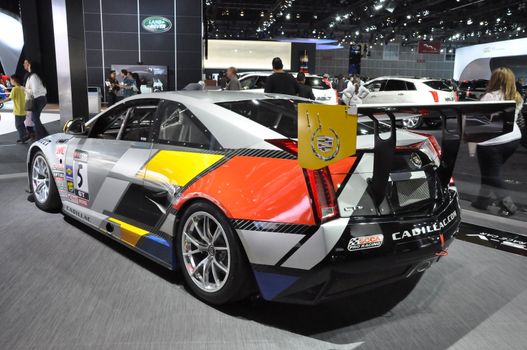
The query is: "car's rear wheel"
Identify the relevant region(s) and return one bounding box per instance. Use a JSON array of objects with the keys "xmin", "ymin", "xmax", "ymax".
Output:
[
  {"xmin": 31, "ymin": 152, "xmax": 61, "ymax": 211},
  {"xmin": 402, "ymin": 116, "xmax": 423, "ymax": 129},
  {"xmin": 176, "ymin": 202, "xmax": 253, "ymax": 304}
]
